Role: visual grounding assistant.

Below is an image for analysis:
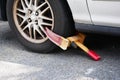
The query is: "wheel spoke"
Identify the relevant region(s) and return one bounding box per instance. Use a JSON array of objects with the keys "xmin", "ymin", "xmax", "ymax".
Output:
[
  {"xmin": 36, "ymin": 2, "xmax": 47, "ymax": 10},
  {"xmin": 41, "ymin": 16, "xmax": 53, "ymax": 21},
  {"xmin": 41, "ymin": 7, "xmax": 49, "ymax": 15},
  {"xmin": 21, "ymin": 0, "xmax": 26, "ymax": 10},
  {"xmin": 23, "ymin": 25, "xmax": 28, "ymax": 31},
  {"xmin": 24, "ymin": 0, "xmax": 29, "ymax": 7},
  {"xmin": 28, "ymin": 26, "xmax": 32, "ymax": 38},
  {"xmin": 23, "ymin": 24, "xmax": 32, "ymax": 38},
  {"xmin": 34, "ymin": 0, "xmax": 37, "ymax": 7},
  {"xmin": 36, "ymin": 26, "xmax": 45, "ymax": 38},
  {"xmin": 29, "ymin": 0, "xmax": 33, "ymax": 7},
  {"xmin": 20, "ymin": 19, "xmax": 26, "ymax": 27},
  {"xmin": 17, "ymin": 8, "xmax": 26, "ymax": 13},
  {"xmin": 41, "ymin": 22, "xmax": 52, "ymax": 26},
  {"xmin": 33, "ymin": 28, "xmax": 36, "ymax": 39},
  {"xmin": 17, "ymin": 13, "xmax": 25, "ymax": 19},
  {"xmin": 17, "ymin": 9, "xmax": 28, "ymax": 27},
  {"xmin": 22, "ymin": 23, "xmax": 30, "ymax": 31}
]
